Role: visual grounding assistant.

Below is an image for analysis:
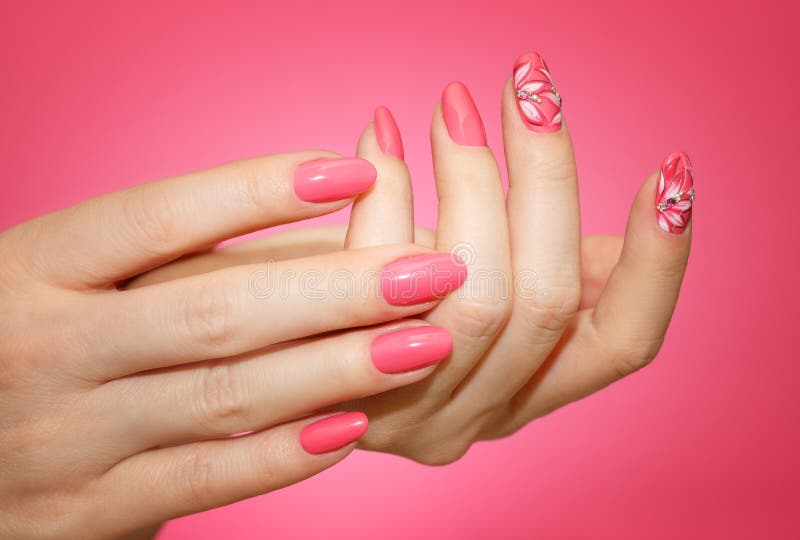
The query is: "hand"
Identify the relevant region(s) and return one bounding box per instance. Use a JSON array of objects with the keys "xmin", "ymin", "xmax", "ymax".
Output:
[
  {"xmin": 0, "ymin": 150, "xmax": 466, "ymax": 538},
  {"xmin": 344, "ymin": 54, "xmax": 693, "ymax": 463},
  {"xmin": 134, "ymin": 52, "xmax": 695, "ymax": 466}
]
